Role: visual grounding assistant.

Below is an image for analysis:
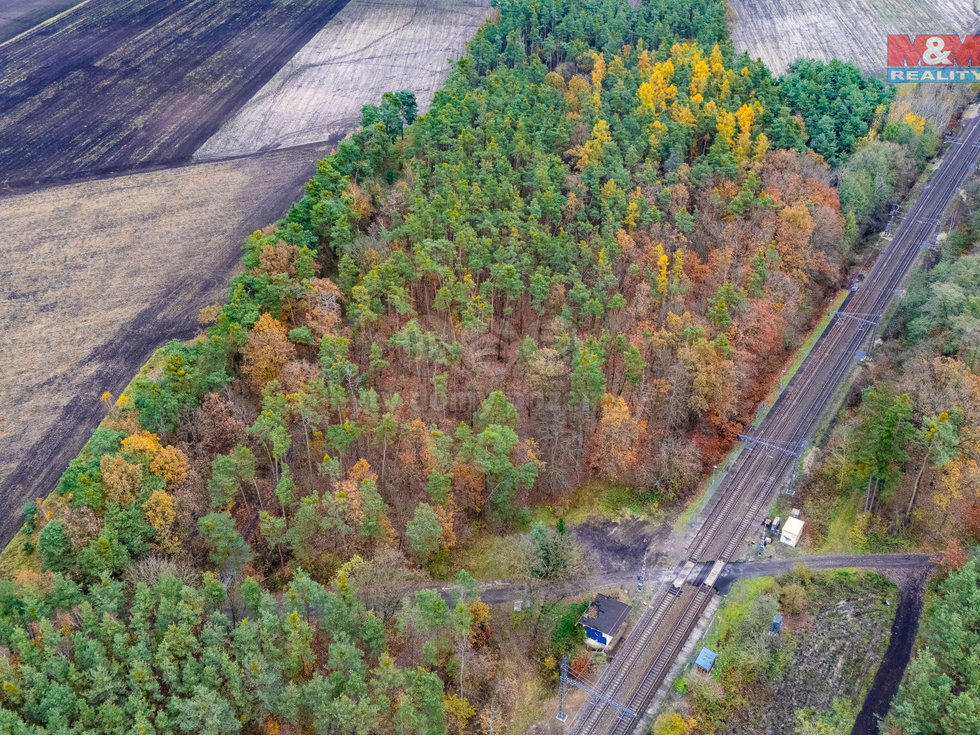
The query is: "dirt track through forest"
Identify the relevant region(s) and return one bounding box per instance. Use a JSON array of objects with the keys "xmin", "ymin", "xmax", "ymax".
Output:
[
  {"xmin": 850, "ymin": 565, "xmax": 930, "ymax": 735},
  {"xmin": 469, "ymin": 551, "xmax": 932, "ymax": 604},
  {"xmin": 0, "ymin": 142, "xmax": 333, "ymax": 546}
]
